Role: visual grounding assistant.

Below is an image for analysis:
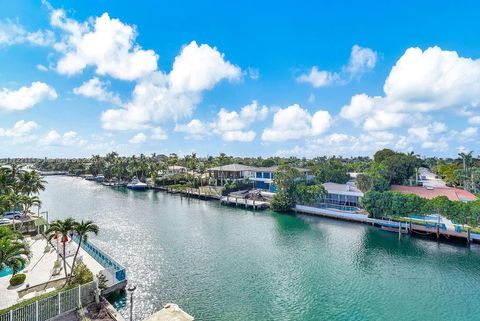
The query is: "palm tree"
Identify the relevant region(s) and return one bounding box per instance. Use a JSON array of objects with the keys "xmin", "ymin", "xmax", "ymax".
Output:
[
  {"xmin": 0, "ymin": 229, "xmax": 30, "ymax": 276},
  {"xmin": 149, "ymin": 163, "xmax": 160, "ymax": 187},
  {"xmin": 0, "ymin": 168, "xmax": 15, "ymax": 194},
  {"xmin": 46, "ymin": 218, "xmax": 76, "ymax": 281},
  {"xmin": 20, "ymin": 195, "xmax": 41, "ymax": 216},
  {"xmin": 0, "ymin": 195, "xmax": 10, "ymax": 214},
  {"xmin": 458, "ymin": 151, "xmax": 474, "ymax": 190},
  {"xmin": 16, "ymin": 171, "xmax": 46, "ymax": 195},
  {"xmin": 6, "ymin": 193, "xmax": 22, "ymax": 231},
  {"xmin": 70, "ymin": 220, "xmax": 99, "ymax": 283},
  {"xmin": 197, "ymin": 163, "xmax": 207, "ymax": 187}
]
